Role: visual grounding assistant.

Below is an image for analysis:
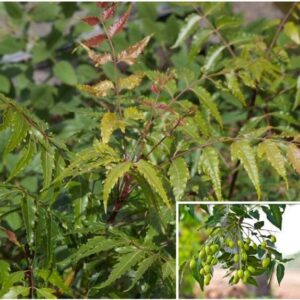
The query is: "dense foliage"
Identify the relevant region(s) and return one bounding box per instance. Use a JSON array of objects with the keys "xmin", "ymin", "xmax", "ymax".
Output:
[
  {"xmin": 179, "ymin": 204, "xmax": 292, "ymax": 297},
  {"xmin": 0, "ymin": 2, "xmax": 300, "ymax": 299}
]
